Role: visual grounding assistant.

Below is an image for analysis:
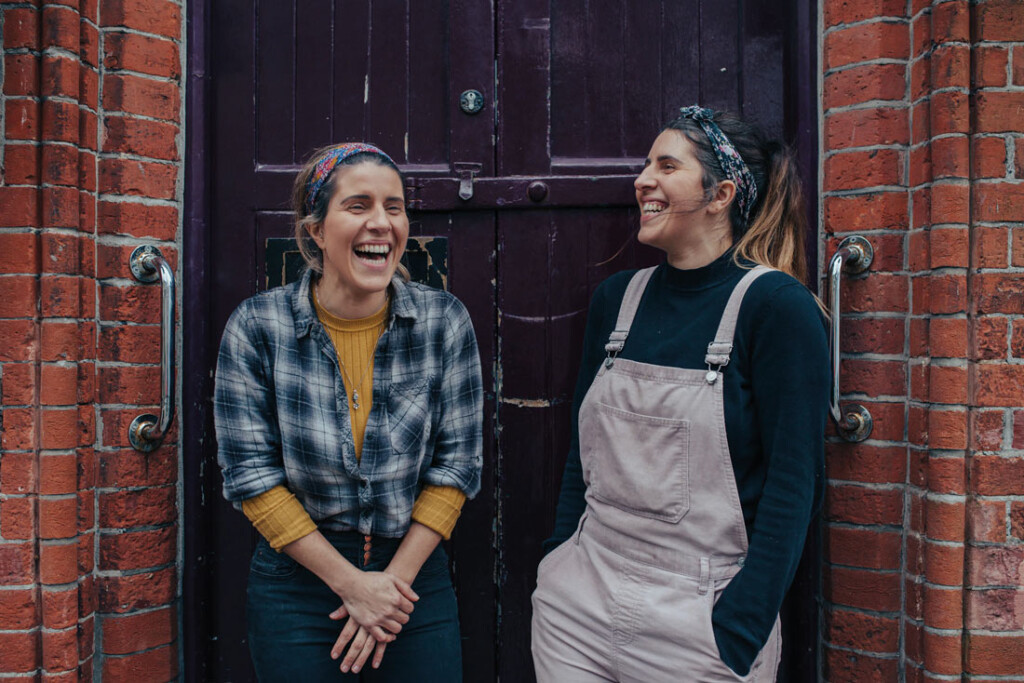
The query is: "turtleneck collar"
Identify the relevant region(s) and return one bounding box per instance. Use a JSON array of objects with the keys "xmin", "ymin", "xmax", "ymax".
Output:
[{"xmin": 658, "ymin": 247, "xmax": 744, "ymax": 291}]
